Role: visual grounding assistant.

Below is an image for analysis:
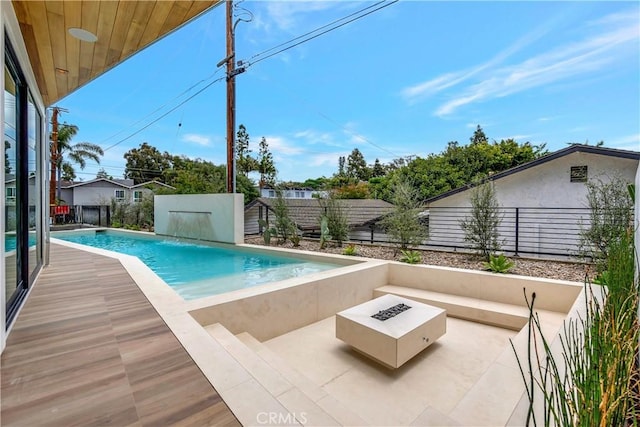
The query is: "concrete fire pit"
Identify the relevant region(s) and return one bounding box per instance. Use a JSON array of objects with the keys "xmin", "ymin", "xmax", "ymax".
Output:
[{"xmin": 336, "ymin": 294, "xmax": 446, "ymax": 368}]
